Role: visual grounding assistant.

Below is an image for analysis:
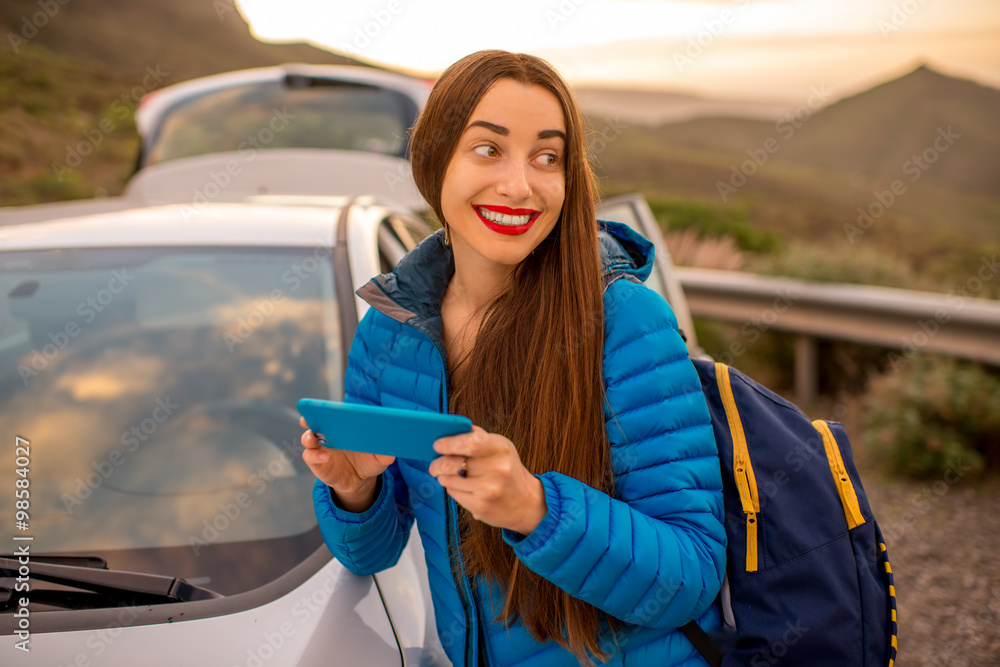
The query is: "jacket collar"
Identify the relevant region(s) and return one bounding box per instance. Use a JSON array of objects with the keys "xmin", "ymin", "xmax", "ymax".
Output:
[{"xmin": 356, "ymin": 219, "xmax": 655, "ymax": 333}]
